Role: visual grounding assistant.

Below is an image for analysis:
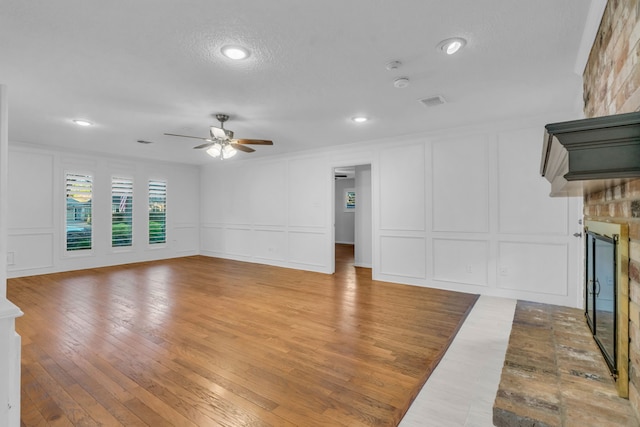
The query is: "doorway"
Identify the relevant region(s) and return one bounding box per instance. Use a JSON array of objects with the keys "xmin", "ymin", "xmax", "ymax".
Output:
[{"xmin": 332, "ymin": 164, "xmax": 372, "ymax": 274}]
